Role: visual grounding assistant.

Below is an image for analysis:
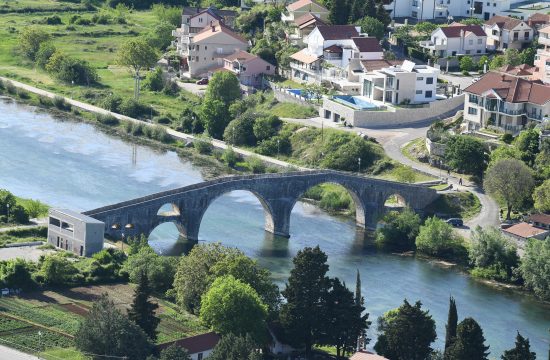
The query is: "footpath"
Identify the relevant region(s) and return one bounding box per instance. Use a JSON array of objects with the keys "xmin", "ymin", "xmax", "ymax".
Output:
[{"xmin": 0, "ymin": 76, "xmax": 306, "ymax": 171}]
